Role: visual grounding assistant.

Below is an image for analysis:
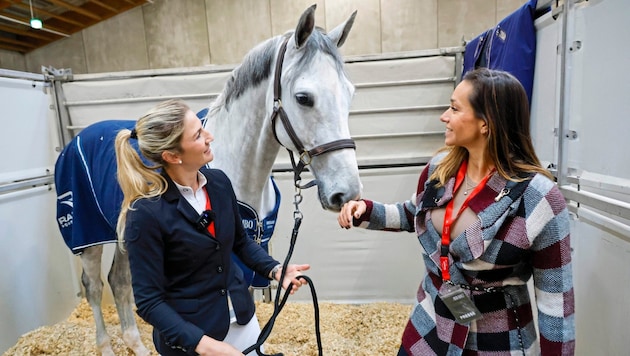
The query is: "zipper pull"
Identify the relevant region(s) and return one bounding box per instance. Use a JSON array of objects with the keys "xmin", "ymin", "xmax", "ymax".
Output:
[{"xmin": 494, "ymin": 188, "xmax": 510, "ymax": 202}]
